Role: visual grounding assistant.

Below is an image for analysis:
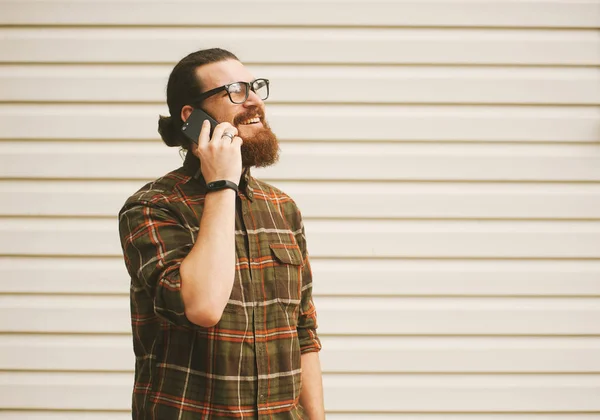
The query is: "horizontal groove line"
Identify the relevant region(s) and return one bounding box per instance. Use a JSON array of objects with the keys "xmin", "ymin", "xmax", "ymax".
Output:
[
  {"xmin": 3, "ymin": 409, "xmax": 599, "ymax": 416},
  {"xmin": 1, "ymin": 24, "xmax": 598, "ymax": 31},
  {"xmin": 2, "ymin": 102, "xmax": 599, "ymax": 109},
  {"xmin": 1, "ymin": 63, "xmax": 599, "ymax": 69},
  {"xmin": 0, "ymin": 331, "xmax": 600, "ymax": 340},
  {"xmin": 3, "ymin": 411, "xmax": 600, "ymax": 416},
  {"xmin": 3, "ymin": 62, "xmax": 594, "ymax": 68},
  {"xmin": 1, "ymin": 139, "xmax": 600, "ymax": 146},
  {"xmin": 2, "ymin": 179, "xmax": 600, "ymax": 186},
  {"xmin": 1, "ymin": 255, "xmax": 599, "ymax": 261},
  {"xmin": 2, "ymin": 293, "xmax": 600, "ymax": 299},
  {"xmin": 2, "ymin": 179, "xmax": 600, "ymax": 184},
  {"xmin": 2, "ymin": 216, "xmax": 600, "ymax": 223},
  {"xmin": 1, "ymin": 101, "xmax": 599, "ymax": 107},
  {"xmin": 1, "ymin": 369, "xmax": 599, "ymax": 376}
]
